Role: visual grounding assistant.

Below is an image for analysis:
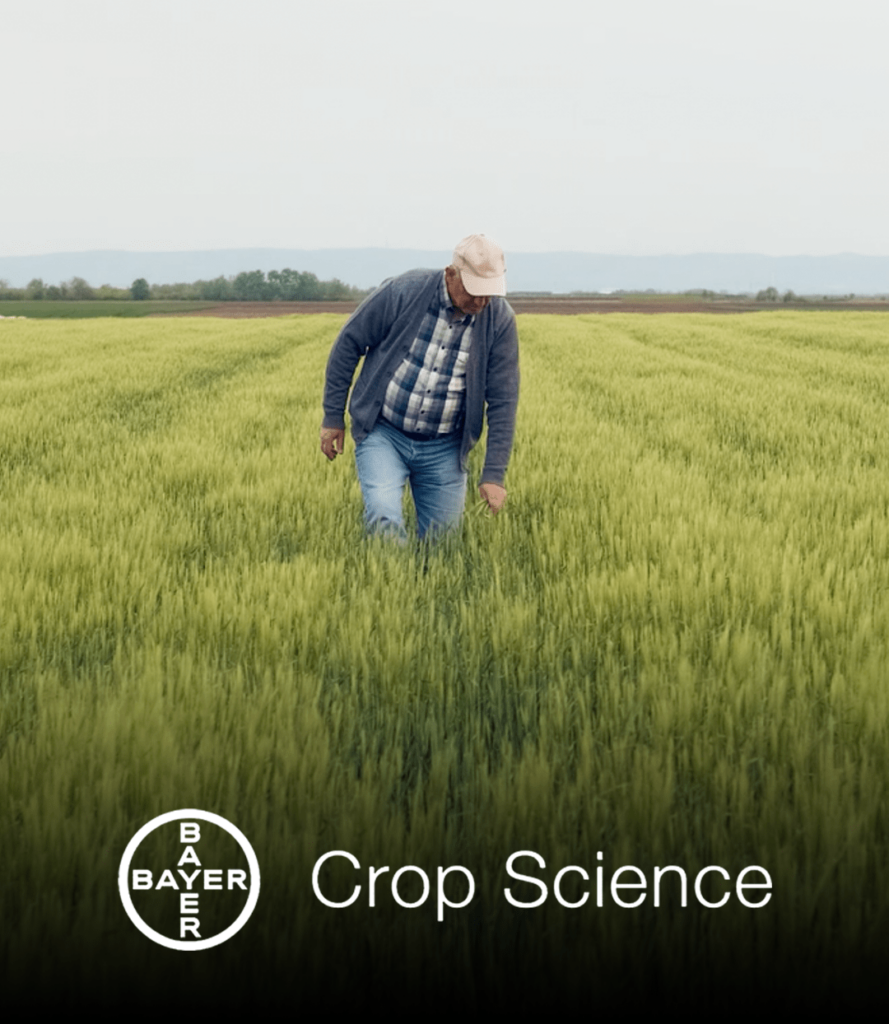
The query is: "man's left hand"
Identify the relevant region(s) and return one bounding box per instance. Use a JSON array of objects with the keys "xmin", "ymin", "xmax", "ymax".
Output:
[{"xmin": 479, "ymin": 482, "xmax": 507, "ymax": 515}]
